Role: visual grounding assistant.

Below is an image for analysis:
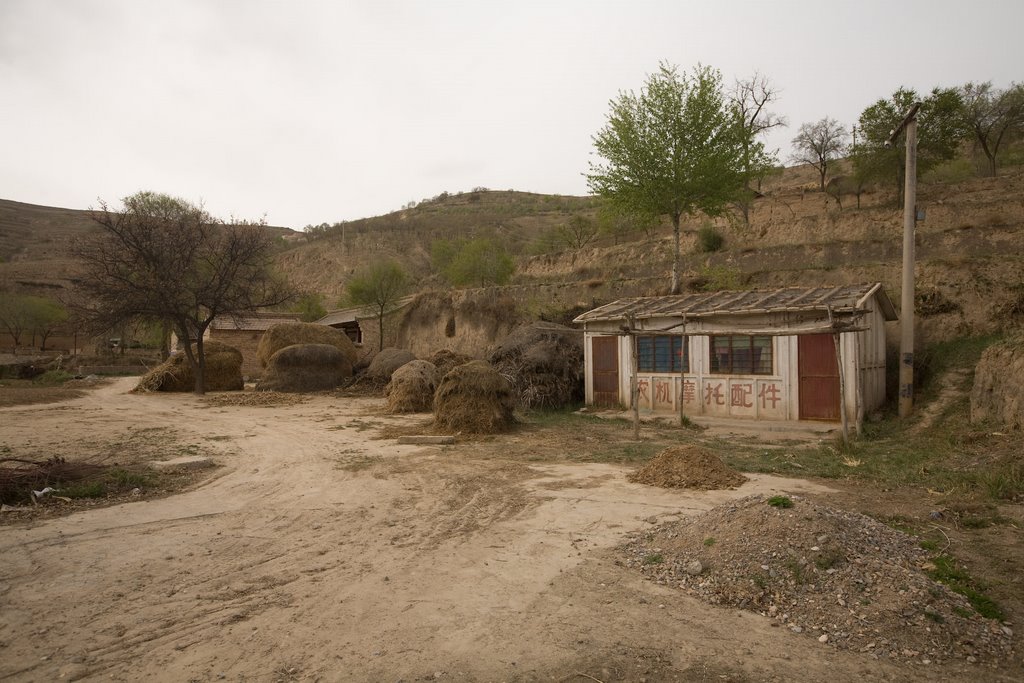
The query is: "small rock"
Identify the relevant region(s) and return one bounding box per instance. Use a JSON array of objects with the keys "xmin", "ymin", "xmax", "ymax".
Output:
[
  {"xmin": 1002, "ymin": 626, "xmax": 1014, "ymax": 637},
  {"xmin": 684, "ymin": 560, "xmax": 703, "ymax": 576},
  {"xmin": 818, "ymin": 634, "xmax": 829, "ymax": 643}
]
